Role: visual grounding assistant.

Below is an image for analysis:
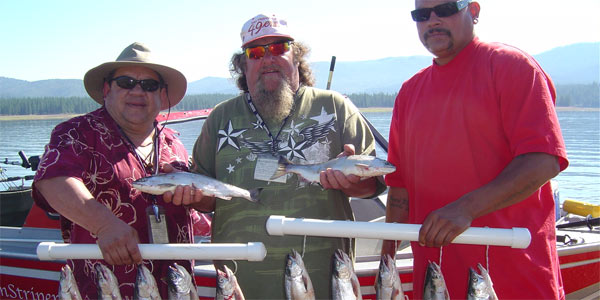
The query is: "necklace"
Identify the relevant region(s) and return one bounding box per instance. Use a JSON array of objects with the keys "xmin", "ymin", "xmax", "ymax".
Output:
[
  {"xmin": 118, "ymin": 126, "xmax": 160, "ymax": 175},
  {"xmin": 136, "ymin": 143, "xmax": 154, "ymax": 168},
  {"xmin": 245, "ymin": 92, "xmax": 296, "ymax": 154}
]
